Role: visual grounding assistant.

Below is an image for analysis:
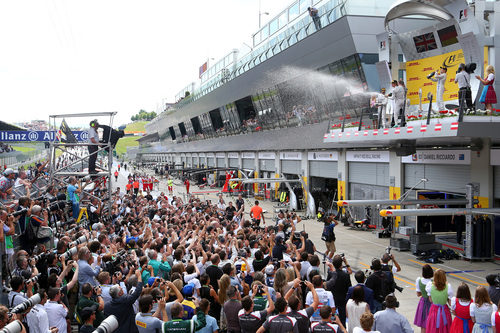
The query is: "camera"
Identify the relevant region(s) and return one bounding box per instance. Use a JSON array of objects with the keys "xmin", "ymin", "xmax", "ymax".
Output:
[
  {"xmin": 25, "ymin": 274, "xmax": 41, "ymax": 285},
  {"xmin": 0, "ymin": 320, "xmax": 23, "ymax": 333},
  {"xmin": 10, "ymin": 293, "xmax": 42, "ymax": 314},
  {"xmin": 256, "ymin": 285, "xmax": 264, "ymax": 295},
  {"xmin": 340, "ymin": 253, "xmax": 345, "ymax": 258},
  {"xmin": 294, "ymin": 232, "xmax": 301, "ymax": 239},
  {"xmin": 93, "ymin": 315, "xmax": 119, "ymax": 333},
  {"xmin": 386, "ymin": 246, "xmax": 392, "ymax": 255},
  {"xmin": 69, "ymin": 235, "xmax": 88, "ymax": 248},
  {"xmin": 31, "ymin": 252, "xmax": 49, "ymax": 263},
  {"xmin": 8, "ymin": 209, "xmax": 27, "ymax": 218},
  {"xmin": 59, "ymin": 246, "xmax": 78, "ymax": 260}
]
